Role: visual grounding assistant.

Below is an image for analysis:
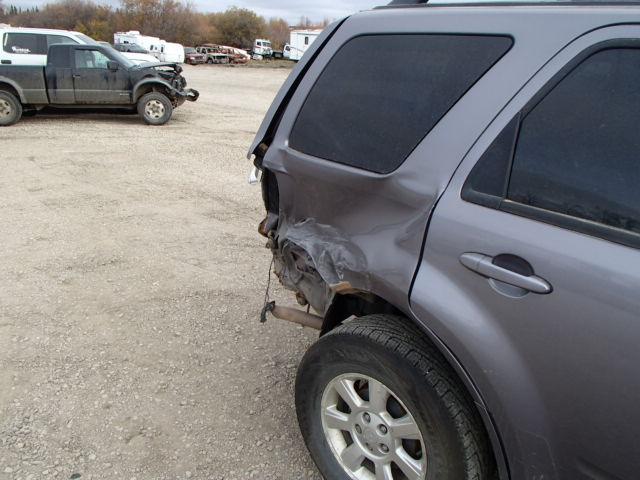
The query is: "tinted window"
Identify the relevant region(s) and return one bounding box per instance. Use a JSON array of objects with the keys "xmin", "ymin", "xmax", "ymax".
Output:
[
  {"xmin": 47, "ymin": 35, "xmax": 77, "ymax": 48},
  {"xmin": 47, "ymin": 45, "xmax": 72, "ymax": 68},
  {"xmin": 289, "ymin": 34, "xmax": 512, "ymax": 173},
  {"xmin": 509, "ymin": 48, "xmax": 640, "ymax": 235},
  {"xmin": 3, "ymin": 33, "xmax": 47, "ymax": 55},
  {"xmin": 75, "ymin": 49, "xmax": 110, "ymax": 69}
]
